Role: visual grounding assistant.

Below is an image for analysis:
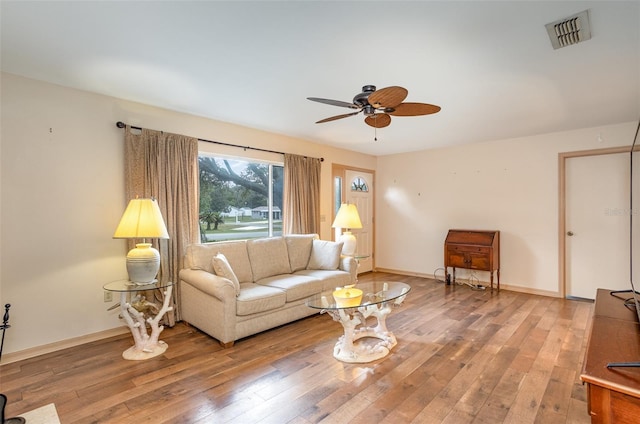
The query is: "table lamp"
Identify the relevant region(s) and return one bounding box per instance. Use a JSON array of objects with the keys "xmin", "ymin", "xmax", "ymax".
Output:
[
  {"xmin": 113, "ymin": 197, "xmax": 170, "ymax": 284},
  {"xmin": 332, "ymin": 203, "xmax": 362, "ymax": 256}
]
